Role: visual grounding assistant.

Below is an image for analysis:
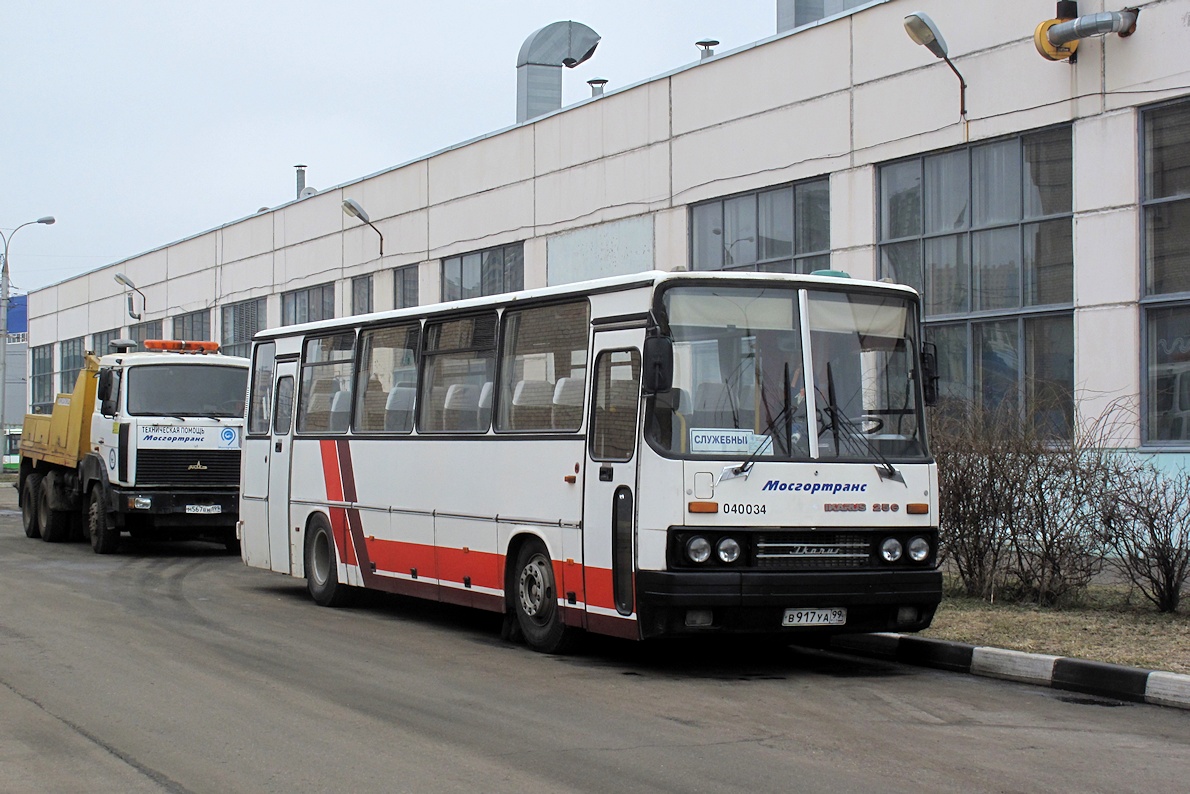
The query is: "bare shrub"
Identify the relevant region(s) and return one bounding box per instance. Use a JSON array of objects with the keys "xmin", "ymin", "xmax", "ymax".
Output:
[
  {"xmin": 1102, "ymin": 465, "xmax": 1190, "ymax": 613},
  {"xmin": 932, "ymin": 398, "xmax": 1124, "ymax": 606}
]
